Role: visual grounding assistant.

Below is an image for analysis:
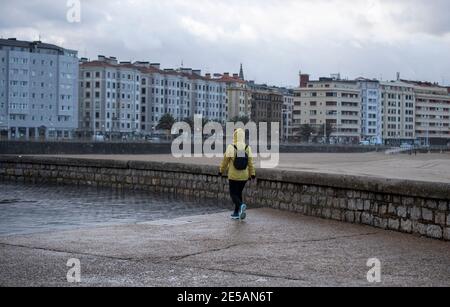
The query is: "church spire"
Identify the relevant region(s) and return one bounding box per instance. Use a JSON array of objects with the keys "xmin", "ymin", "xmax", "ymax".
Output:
[{"xmin": 239, "ymin": 63, "xmax": 244, "ymax": 80}]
